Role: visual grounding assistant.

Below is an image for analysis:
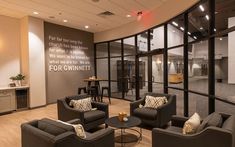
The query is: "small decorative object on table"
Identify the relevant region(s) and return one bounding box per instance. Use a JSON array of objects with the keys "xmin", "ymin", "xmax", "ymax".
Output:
[{"xmin": 118, "ymin": 112, "xmax": 128, "ymax": 122}]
